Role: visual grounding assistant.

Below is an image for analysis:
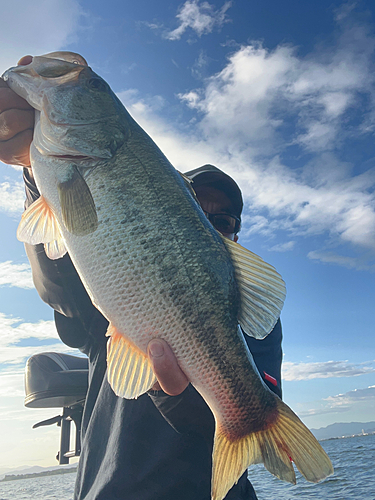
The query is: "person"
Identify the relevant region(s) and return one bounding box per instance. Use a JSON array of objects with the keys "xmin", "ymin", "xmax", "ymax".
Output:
[{"xmin": 0, "ymin": 58, "xmax": 283, "ymax": 500}]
